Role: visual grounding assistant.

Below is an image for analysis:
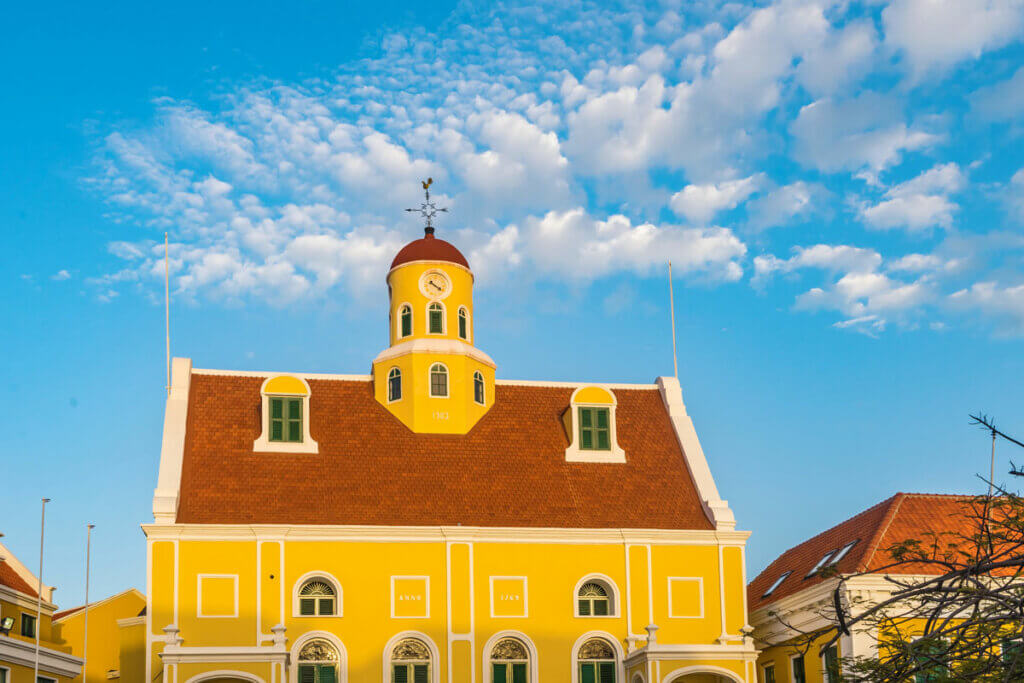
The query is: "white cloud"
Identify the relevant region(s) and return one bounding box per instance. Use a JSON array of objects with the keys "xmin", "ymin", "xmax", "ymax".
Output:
[
  {"xmin": 51, "ymin": 270, "xmax": 71, "ymax": 281},
  {"xmin": 745, "ymin": 181, "xmax": 824, "ymax": 231},
  {"xmin": 669, "ymin": 175, "xmax": 763, "ymax": 224},
  {"xmin": 796, "ymin": 19, "xmax": 878, "ymax": 97},
  {"xmin": 1006, "ymin": 168, "xmax": 1024, "ymax": 223},
  {"xmin": 883, "ymin": 0, "xmax": 1024, "ymax": 80},
  {"xmin": 971, "ymin": 66, "xmax": 1024, "ymax": 122},
  {"xmin": 859, "ymin": 163, "xmax": 965, "ymax": 231},
  {"xmin": 790, "ymin": 92, "xmax": 939, "ymax": 173},
  {"xmin": 948, "ymin": 281, "xmax": 1024, "ymax": 335}
]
